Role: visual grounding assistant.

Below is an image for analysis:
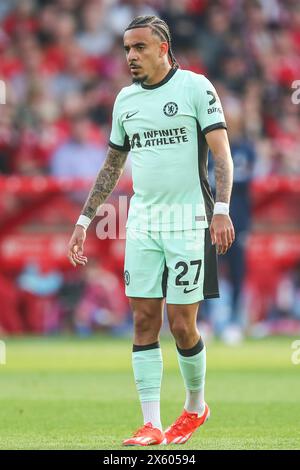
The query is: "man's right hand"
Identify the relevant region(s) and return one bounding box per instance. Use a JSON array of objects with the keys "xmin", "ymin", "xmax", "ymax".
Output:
[{"xmin": 68, "ymin": 225, "xmax": 88, "ymax": 267}]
